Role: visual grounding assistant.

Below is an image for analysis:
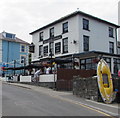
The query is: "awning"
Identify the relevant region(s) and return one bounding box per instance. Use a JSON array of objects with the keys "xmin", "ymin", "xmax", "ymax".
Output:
[
  {"xmin": 51, "ymin": 58, "xmax": 72, "ymax": 64},
  {"xmin": 4, "ymin": 64, "xmax": 42, "ymax": 70},
  {"xmin": 32, "ymin": 57, "xmax": 72, "ymax": 64},
  {"xmin": 73, "ymin": 51, "xmax": 120, "ymax": 58}
]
